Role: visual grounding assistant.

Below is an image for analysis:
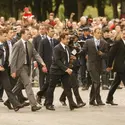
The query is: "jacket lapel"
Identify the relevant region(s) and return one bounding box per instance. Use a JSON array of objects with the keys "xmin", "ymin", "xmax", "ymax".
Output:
[
  {"xmin": 91, "ymin": 38, "xmax": 97, "ymax": 51},
  {"xmin": 20, "ymin": 40, "xmax": 26, "ymax": 53}
]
